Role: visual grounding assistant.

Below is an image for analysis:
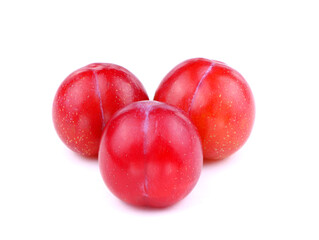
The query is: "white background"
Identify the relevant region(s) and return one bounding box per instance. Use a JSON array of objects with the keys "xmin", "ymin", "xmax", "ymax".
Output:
[{"xmin": 1, "ymin": 0, "xmax": 318, "ymax": 239}]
